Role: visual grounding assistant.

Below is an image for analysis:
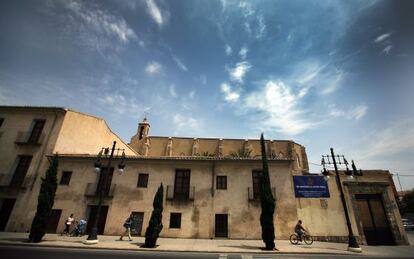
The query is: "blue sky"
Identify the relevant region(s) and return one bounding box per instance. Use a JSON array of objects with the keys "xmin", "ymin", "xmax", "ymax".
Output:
[{"xmin": 1, "ymin": 0, "xmax": 414, "ymax": 189}]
